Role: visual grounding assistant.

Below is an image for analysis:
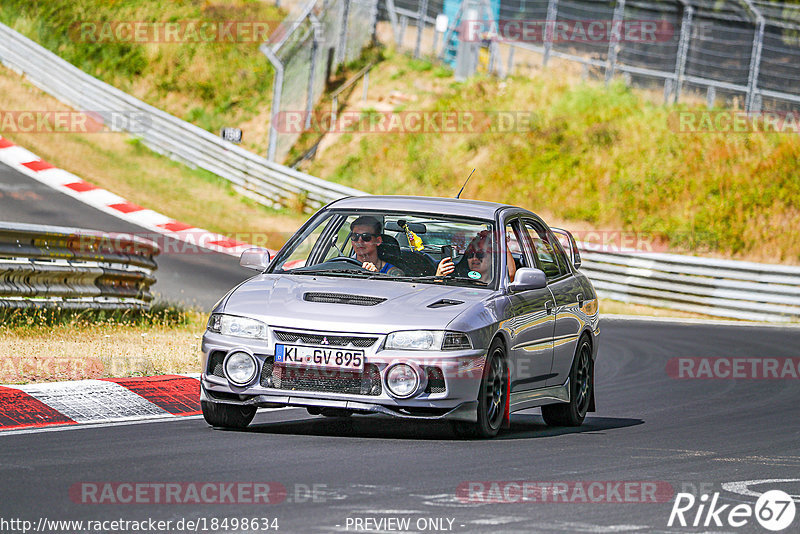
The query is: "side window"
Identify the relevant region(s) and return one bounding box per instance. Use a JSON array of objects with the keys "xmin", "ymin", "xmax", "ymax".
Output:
[
  {"xmin": 523, "ymin": 220, "xmax": 565, "ymax": 279},
  {"xmin": 504, "ymin": 221, "xmax": 526, "ymax": 269}
]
